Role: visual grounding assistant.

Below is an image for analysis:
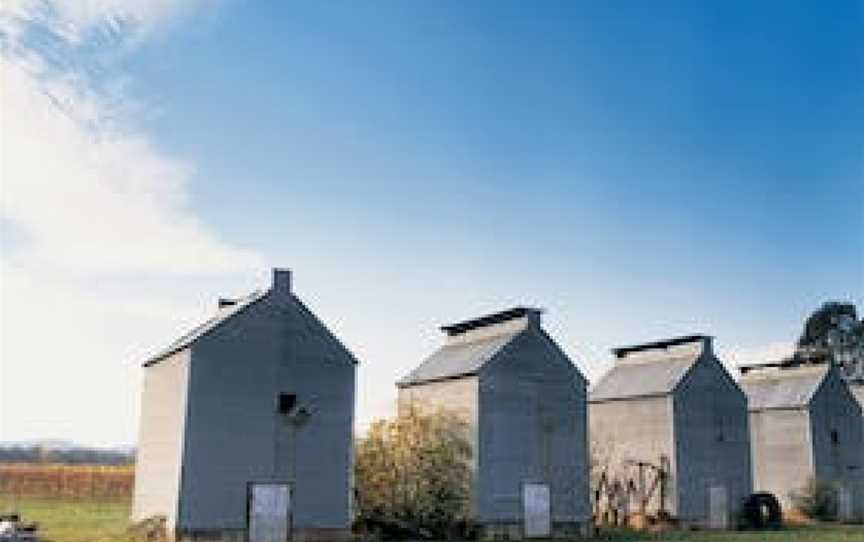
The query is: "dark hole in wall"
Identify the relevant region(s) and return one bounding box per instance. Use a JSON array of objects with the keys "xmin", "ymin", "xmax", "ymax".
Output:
[{"xmin": 277, "ymin": 393, "xmax": 297, "ymax": 415}]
